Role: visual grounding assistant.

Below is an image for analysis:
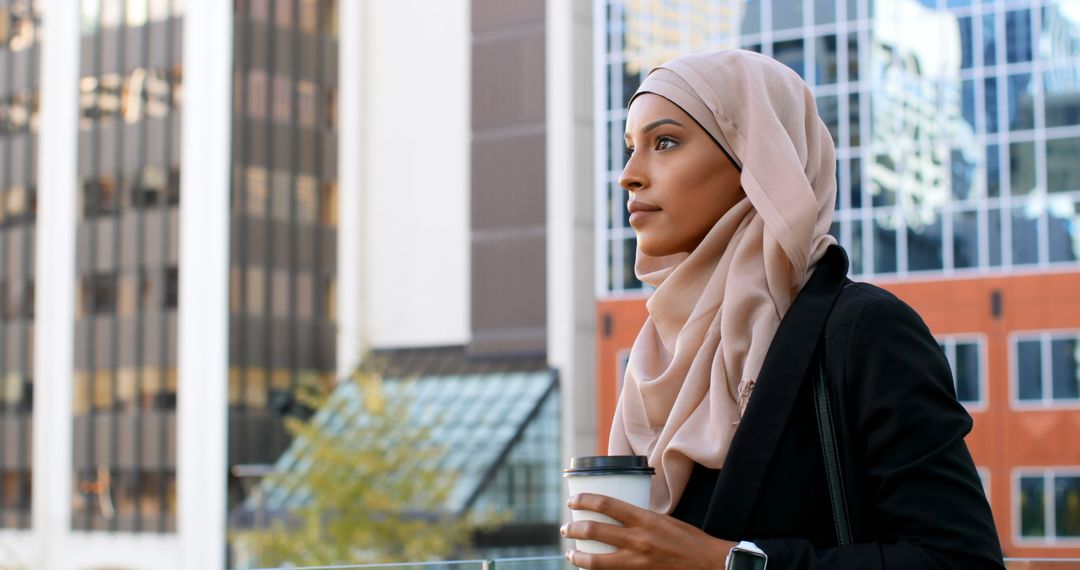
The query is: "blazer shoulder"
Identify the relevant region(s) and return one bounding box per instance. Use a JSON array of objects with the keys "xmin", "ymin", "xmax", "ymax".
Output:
[{"xmin": 825, "ymin": 281, "xmax": 926, "ymax": 339}]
